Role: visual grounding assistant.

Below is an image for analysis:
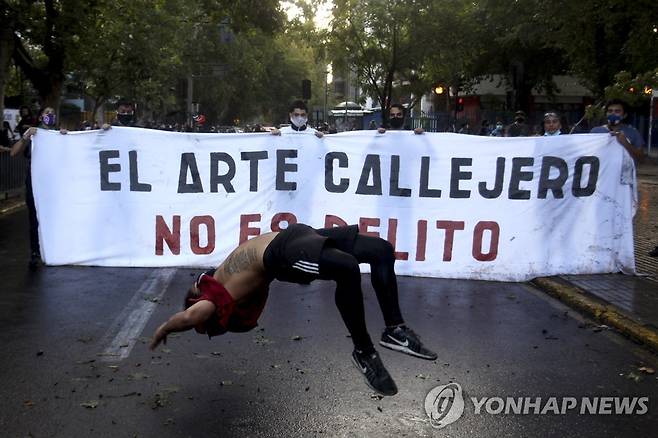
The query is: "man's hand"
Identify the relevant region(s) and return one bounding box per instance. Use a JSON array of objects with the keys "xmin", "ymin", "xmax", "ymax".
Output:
[
  {"xmin": 270, "ymin": 128, "xmax": 281, "ymax": 136},
  {"xmin": 414, "ymin": 127, "xmax": 424, "ymax": 135},
  {"xmin": 150, "ymin": 323, "xmax": 169, "ymax": 350},
  {"xmin": 60, "ymin": 129, "xmax": 68, "ymax": 135},
  {"xmin": 377, "ymin": 127, "xmax": 386, "ymax": 134},
  {"xmin": 315, "ymin": 130, "xmax": 324, "ymax": 138},
  {"xmin": 23, "ymin": 127, "xmax": 37, "ymax": 141},
  {"xmin": 610, "ymin": 130, "xmax": 630, "ymax": 147},
  {"xmin": 0, "ymin": 146, "xmax": 11, "ymax": 152},
  {"xmin": 102, "ymin": 123, "xmax": 111, "ymax": 130},
  {"xmin": 611, "ymin": 130, "xmax": 644, "ymax": 162}
]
